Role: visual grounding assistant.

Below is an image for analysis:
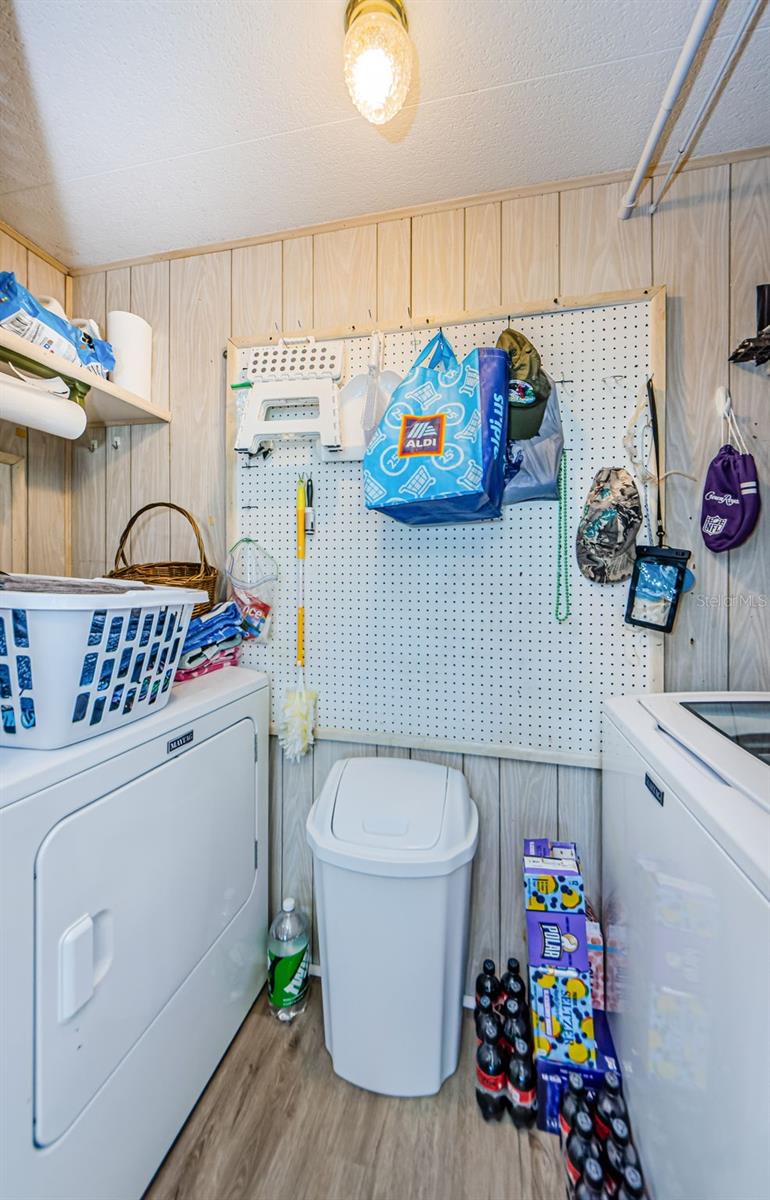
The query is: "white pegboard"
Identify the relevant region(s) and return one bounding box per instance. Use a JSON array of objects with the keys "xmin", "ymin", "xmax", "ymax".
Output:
[{"xmin": 233, "ymin": 301, "xmax": 662, "ymax": 765}]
